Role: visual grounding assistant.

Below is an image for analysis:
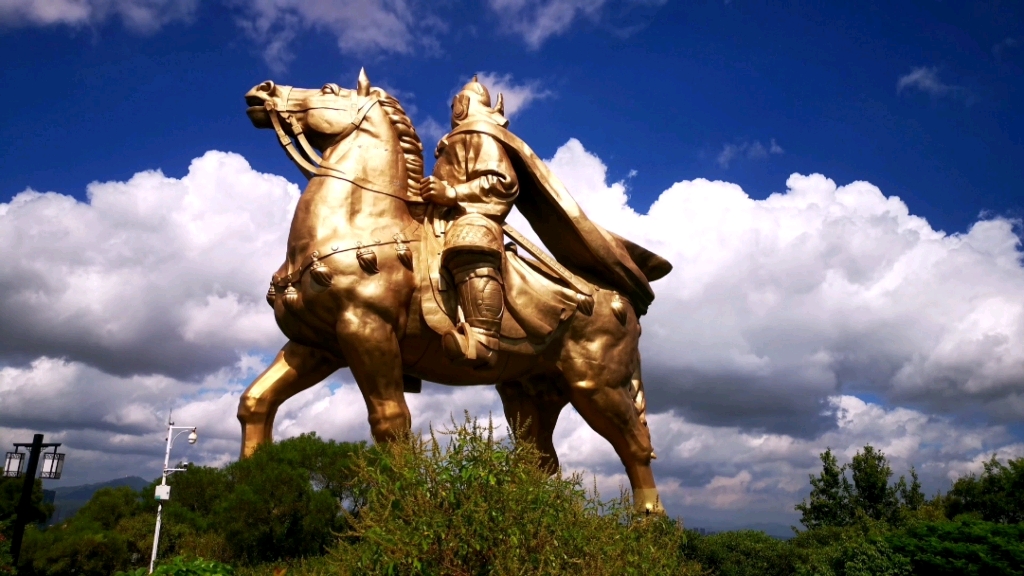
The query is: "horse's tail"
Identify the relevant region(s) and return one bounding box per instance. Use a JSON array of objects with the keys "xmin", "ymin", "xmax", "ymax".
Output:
[{"xmin": 630, "ymin": 349, "xmax": 655, "ymax": 459}]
